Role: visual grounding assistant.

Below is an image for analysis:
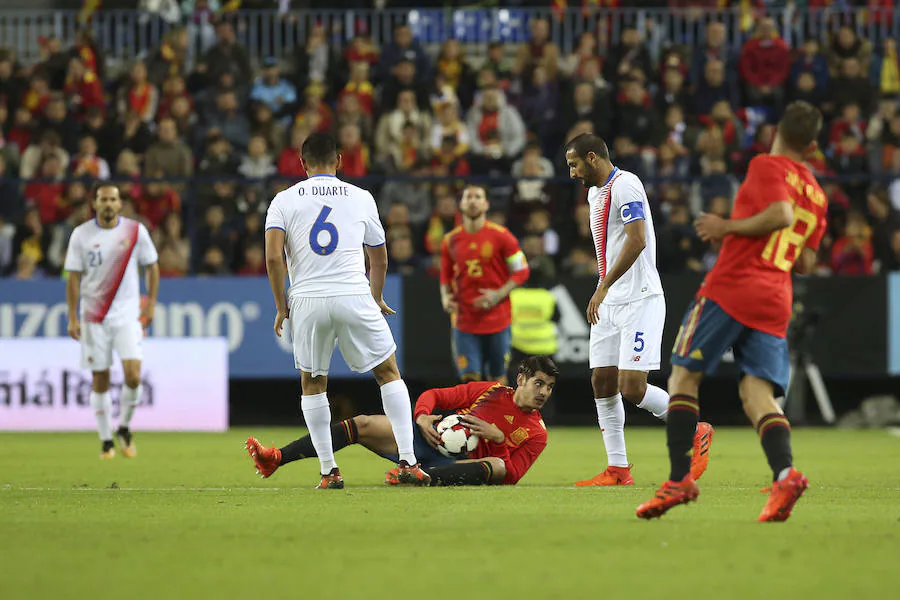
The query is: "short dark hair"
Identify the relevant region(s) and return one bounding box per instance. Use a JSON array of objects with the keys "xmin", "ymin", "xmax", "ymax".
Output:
[
  {"xmin": 778, "ymin": 101, "xmax": 823, "ymax": 153},
  {"xmin": 565, "ymin": 133, "xmax": 610, "ymax": 161},
  {"xmin": 463, "ymin": 183, "xmax": 489, "ymax": 199},
  {"xmin": 301, "ymin": 132, "xmax": 338, "ymax": 167},
  {"xmin": 517, "ymin": 356, "xmax": 559, "ymax": 380},
  {"xmin": 92, "ymin": 182, "xmax": 120, "ymax": 200}
]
